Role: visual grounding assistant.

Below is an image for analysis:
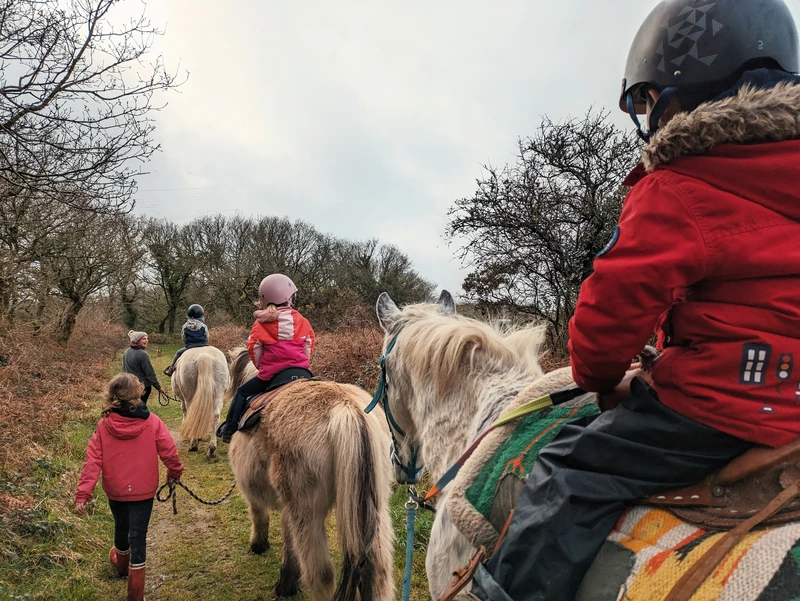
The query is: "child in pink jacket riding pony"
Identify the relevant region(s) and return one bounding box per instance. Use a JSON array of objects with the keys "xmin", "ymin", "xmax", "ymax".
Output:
[
  {"xmin": 218, "ymin": 274, "xmax": 316, "ymax": 443},
  {"xmin": 75, "ymin": 373, "xmax": 183, "ymax": 601}
]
